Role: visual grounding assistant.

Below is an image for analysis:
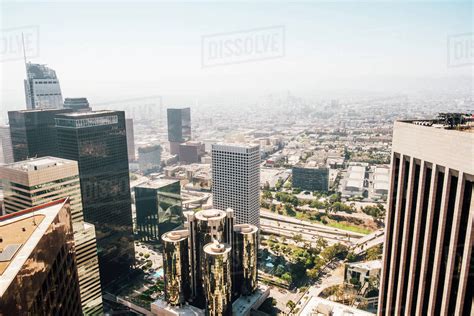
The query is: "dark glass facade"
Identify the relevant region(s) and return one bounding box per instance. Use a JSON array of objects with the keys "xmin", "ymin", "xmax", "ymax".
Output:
[
  {"xmin": 55, "ymin": 111, "xmax": 135, "ymax": 287},
  {"xmin": 167, "ymin": 108, "xmax": 191, "ymax": 143},
  {"xmin": 292, "ymin": 166, "xmax": 329, "ymax": 192},
  {"xmin": 134, "ymin": 180, "xmax": 183, "ymax": 243},
  {"xmin": 8, "ymin": 109, "xmax": 73, "ymax": 161}
]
